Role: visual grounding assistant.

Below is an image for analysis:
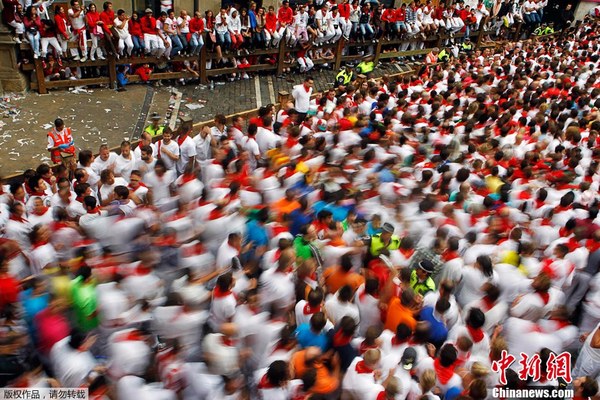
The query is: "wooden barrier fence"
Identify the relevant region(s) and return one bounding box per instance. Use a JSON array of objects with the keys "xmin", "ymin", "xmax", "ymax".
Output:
[{"xmin": 20, "ymin": 22, "xmax": 499, "ymax": 94}]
